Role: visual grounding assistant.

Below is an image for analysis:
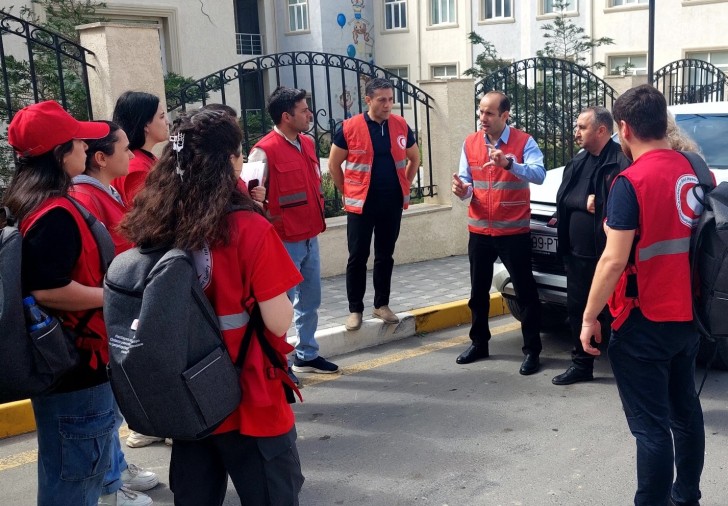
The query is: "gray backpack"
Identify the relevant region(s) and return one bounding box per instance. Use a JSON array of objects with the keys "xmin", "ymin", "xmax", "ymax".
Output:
[
  {"xmin": 0, "ymin": 199, "xmax": 114, "ymax": 403},
  {"xmin": 104, "ymin": 246, "xmax": 246, "ymax": 440}
]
